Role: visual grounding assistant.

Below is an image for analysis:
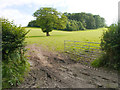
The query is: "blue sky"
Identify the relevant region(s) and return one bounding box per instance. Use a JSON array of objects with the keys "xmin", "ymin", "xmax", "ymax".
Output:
[{"xmin": 0, "ymin": 0, "xmax": 119, "ymax": 26}]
